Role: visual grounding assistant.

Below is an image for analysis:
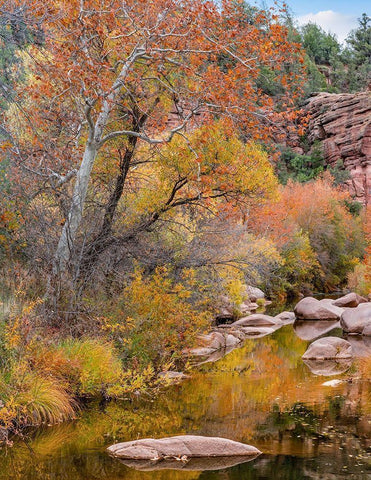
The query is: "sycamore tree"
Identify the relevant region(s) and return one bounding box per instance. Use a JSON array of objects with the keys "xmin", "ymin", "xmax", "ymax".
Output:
[{"xmin": 2, "ymin": 0, "xmax": 305, "ymax": 296}]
